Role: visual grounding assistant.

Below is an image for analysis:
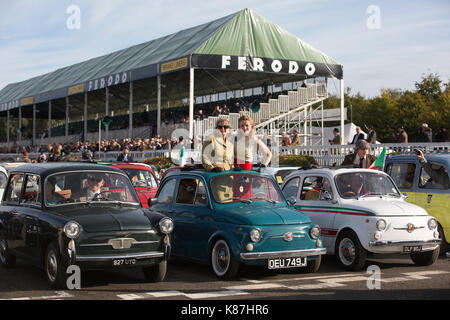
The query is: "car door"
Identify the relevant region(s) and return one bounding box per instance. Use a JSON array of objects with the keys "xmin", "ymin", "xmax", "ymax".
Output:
[
  {"xmin": 18, "ymin": 174, "xmax": 42, "ymax": 262},
  {"xmin": 171, "ymin": 176, "xmax": 211, "ymax": 260},
  {"xmin": 1, "ymin": 173, "xmax": 26, "ymax": 256},
  {"xmin": 151, "ymin": 178, "xmax": 176, "ymax": 215},
  {"xmin": 293, "ymin": 174, "xmax": 338, "ymax": 249}
]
